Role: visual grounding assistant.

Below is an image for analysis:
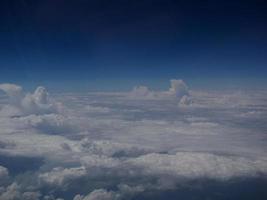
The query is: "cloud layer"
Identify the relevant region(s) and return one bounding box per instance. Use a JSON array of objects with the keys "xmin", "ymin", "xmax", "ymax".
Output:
[{"xmin": 0, "ymin": 81, "xmax": 267, "ymax": 200}]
